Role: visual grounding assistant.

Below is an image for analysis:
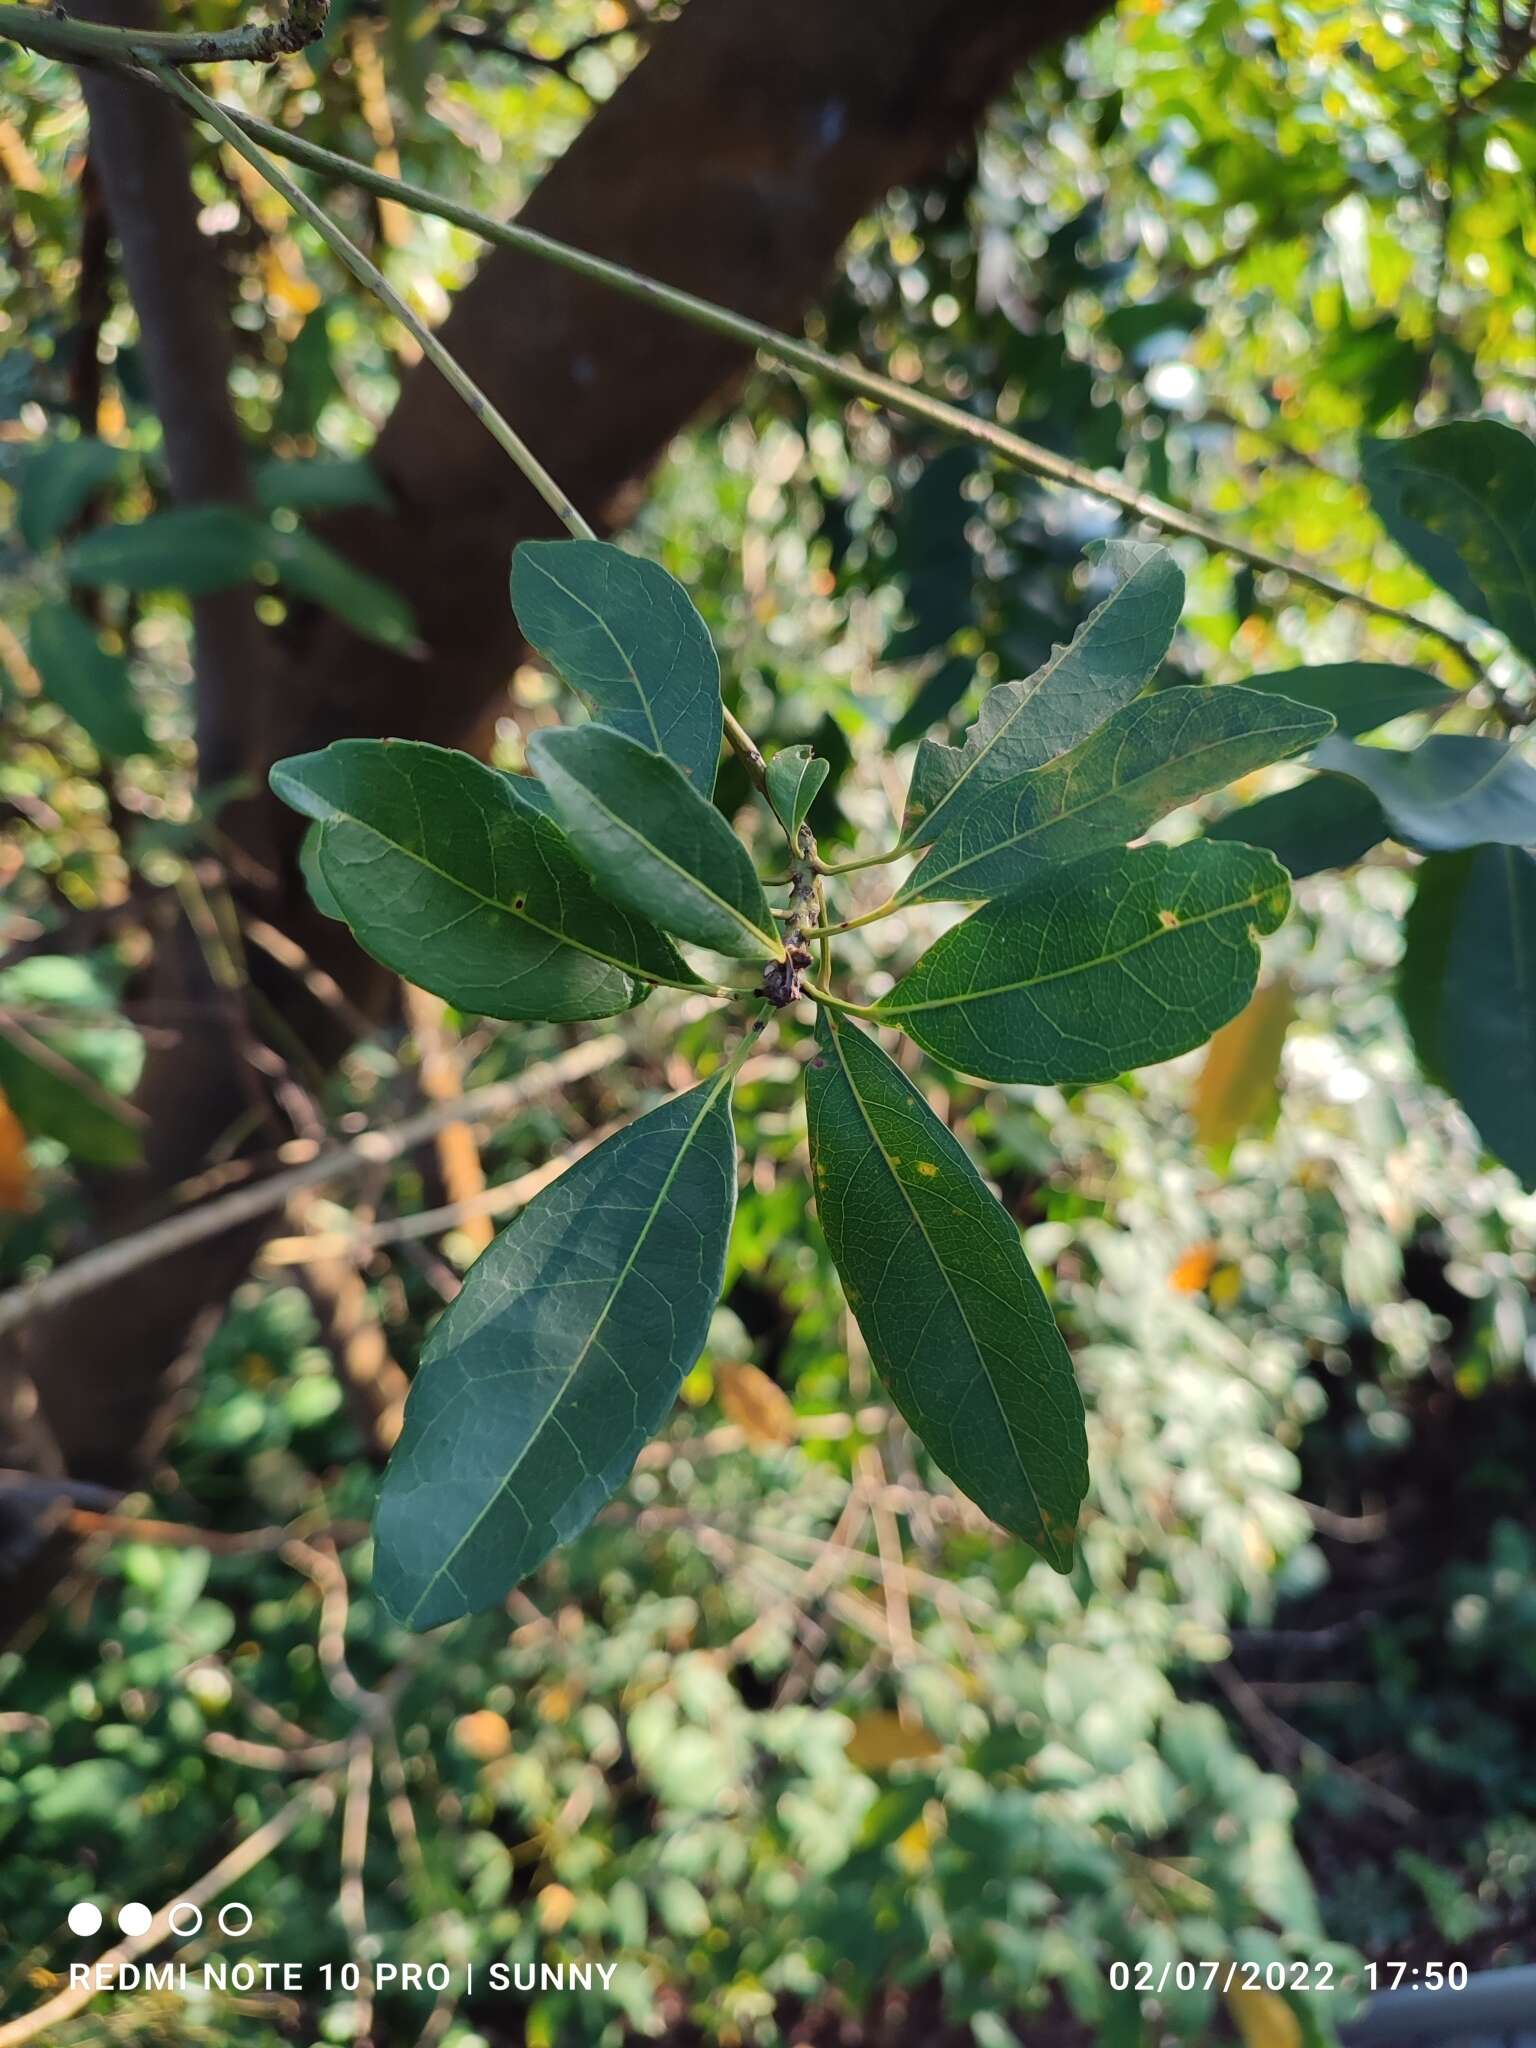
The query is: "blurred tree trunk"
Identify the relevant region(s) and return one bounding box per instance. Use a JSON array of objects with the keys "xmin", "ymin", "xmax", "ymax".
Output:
[{"xmin": 0, "ymin": 0, "xmax": 1108, "ymax": 1632}]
